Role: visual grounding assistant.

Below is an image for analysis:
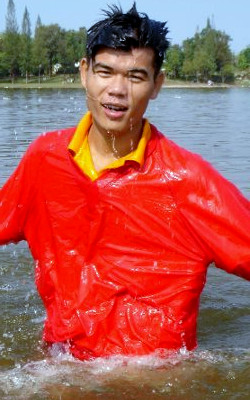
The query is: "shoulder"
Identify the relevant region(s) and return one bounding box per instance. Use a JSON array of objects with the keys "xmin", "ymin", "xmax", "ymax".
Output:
[
  {"xmin": 150, "ymin": 124, "xmax": 213, "ymax": 180},
  {"xmin": 27, "ymin": 126, "xmax": 76, "ymax": 157},
  {"xmin": 150, "ymin": 124, "xmax": 246, "ymax": 202}
]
